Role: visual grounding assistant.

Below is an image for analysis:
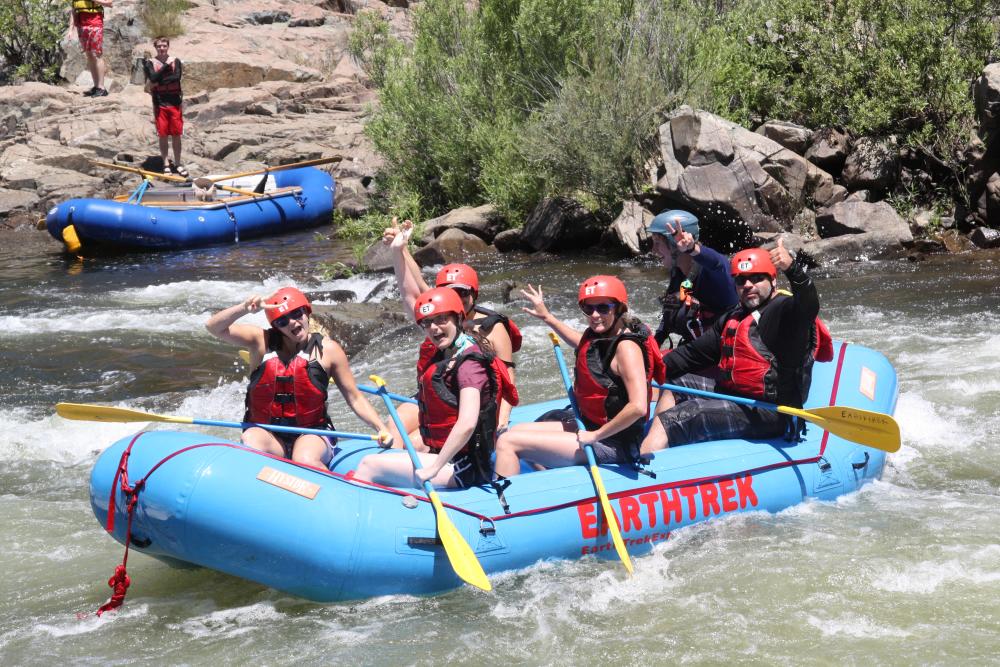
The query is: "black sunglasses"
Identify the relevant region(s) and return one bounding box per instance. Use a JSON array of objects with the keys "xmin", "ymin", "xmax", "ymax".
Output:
[
  {"xmin": 734, "ymin": 273, "xmax": 770, "ymax": 285},
  {"xmin": 580, "ymin": 302, "xmax": 616, "ymax": 316},
  {"xmin": 273, "ymin": 307, "xmax": 308, "ymax": 328},
  {"xmin": 451, "ymin": 286, "xmax": 475, "ymax": 298}
]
